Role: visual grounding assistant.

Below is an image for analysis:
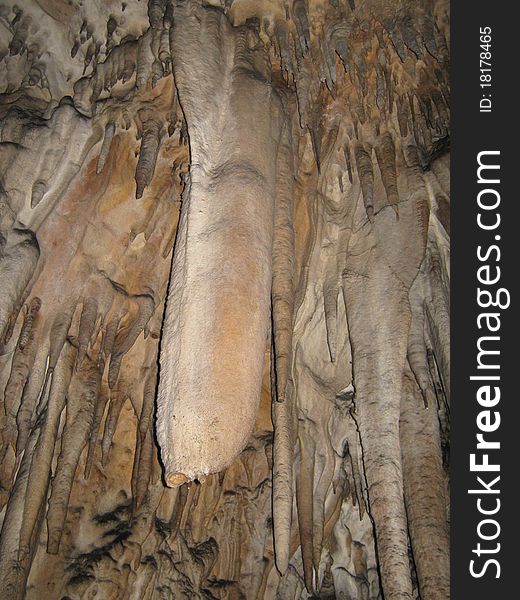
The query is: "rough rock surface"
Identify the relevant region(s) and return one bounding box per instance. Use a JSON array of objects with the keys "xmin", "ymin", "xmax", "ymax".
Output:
[{"xmin": 0, "ymin": 1, "xmax": 450, "ymax": 599}]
